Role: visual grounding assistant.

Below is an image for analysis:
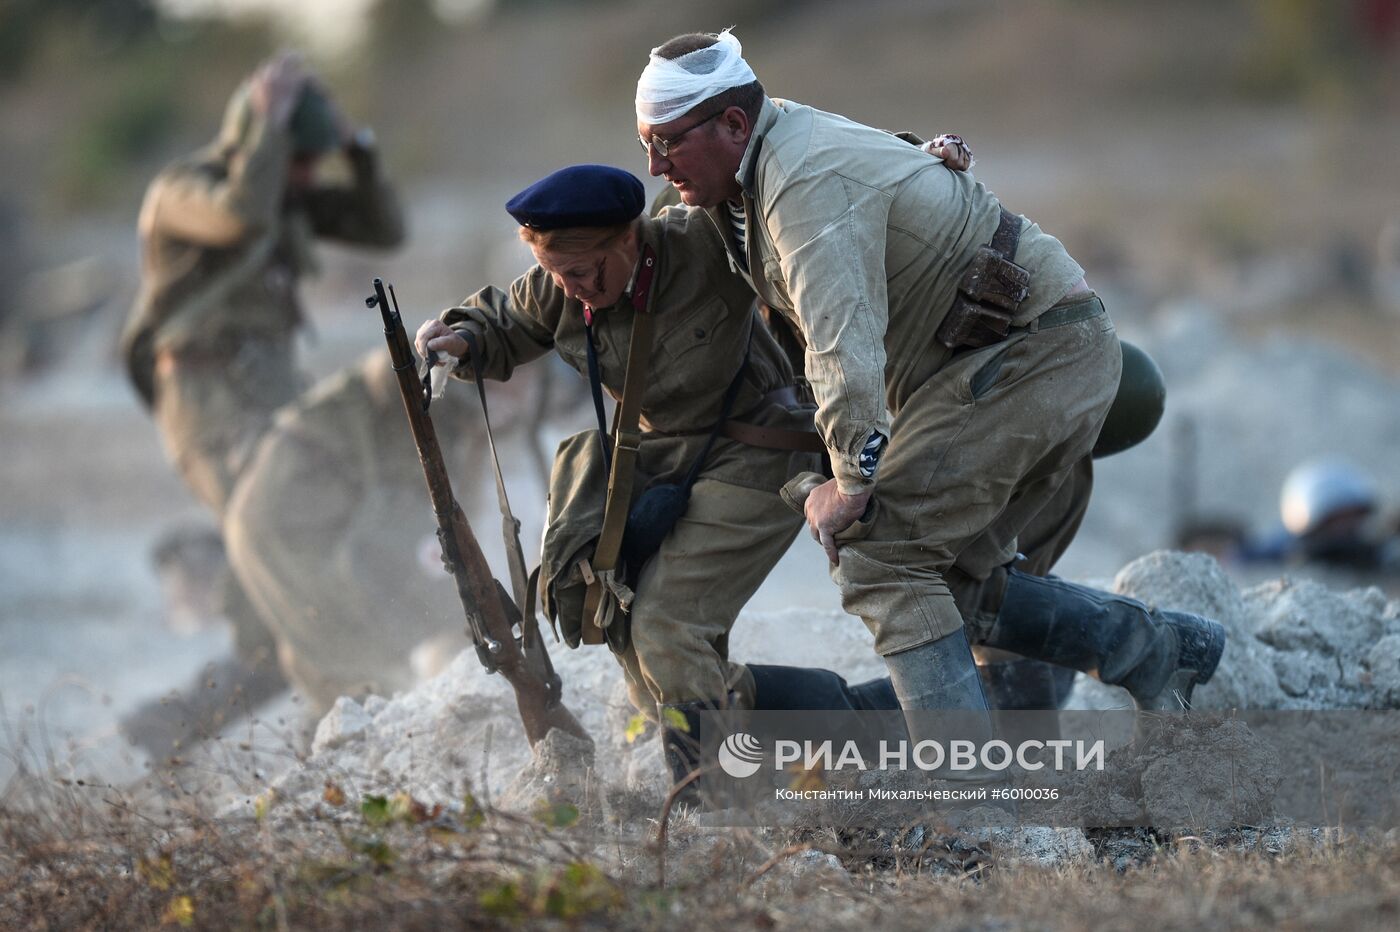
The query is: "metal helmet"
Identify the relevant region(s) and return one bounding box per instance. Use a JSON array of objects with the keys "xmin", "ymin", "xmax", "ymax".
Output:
[
  {"xmin": 1092, "ymin": 340, "xmax": 1166, "ymax": 458},
  {"xmin": 290, "ymin": 84, "xmax": 340, "ymax": 157},
  {"xmin": 218, "ymin": 77, "xmax": 338, "ymax": 158},
  {"xmin": 1279, "ymin": 456, "xmax": 1379, "ymax": 537}
]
